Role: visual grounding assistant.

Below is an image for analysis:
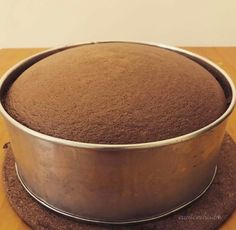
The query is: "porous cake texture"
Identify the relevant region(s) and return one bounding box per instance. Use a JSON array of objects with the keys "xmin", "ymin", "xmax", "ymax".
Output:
[{"xmin": 4, "ymin": 42, "xmax": 226, "ymax": 144}]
